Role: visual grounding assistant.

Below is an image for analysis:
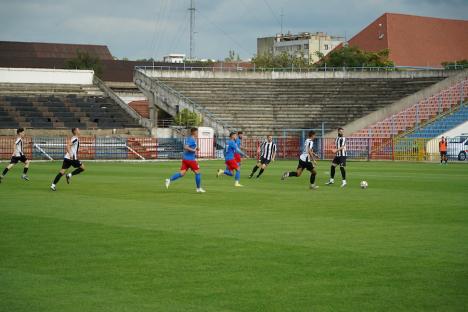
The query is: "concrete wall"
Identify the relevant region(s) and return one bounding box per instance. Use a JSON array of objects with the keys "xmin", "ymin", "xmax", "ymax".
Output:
[
  {"xmin": 0, "ymin": 67, "xmax": 94, "ymax": 84},
  {"xmin": 141, "ymin": 68, "xmax": 453, "ymax": 80}
]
